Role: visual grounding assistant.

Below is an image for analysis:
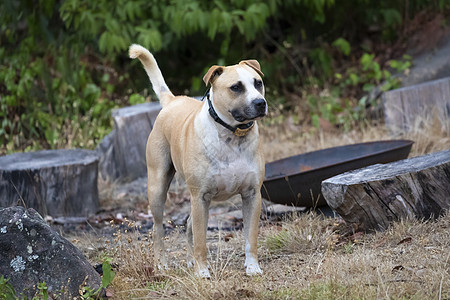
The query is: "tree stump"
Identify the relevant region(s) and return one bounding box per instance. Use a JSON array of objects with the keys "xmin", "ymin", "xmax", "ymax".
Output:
[
  {"xmin": 97, "ymin": 102, "xmax": 161, "ymax": 181},
  {"xmin": 321, "ymin": 150, "xmax": 450, "ymax": 231},
  {"xmin": 383, "ymin": 77, "xmax": 450, "ymax": 133},
  {"xmin": 0, "ymin": 149, "xmax": 99, "ymax": 217}
]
